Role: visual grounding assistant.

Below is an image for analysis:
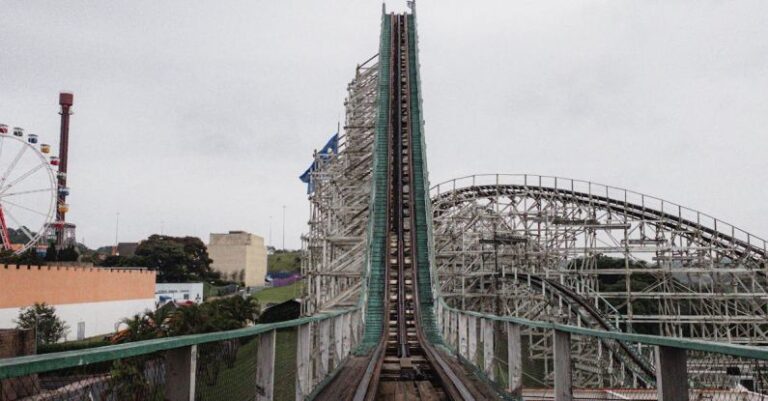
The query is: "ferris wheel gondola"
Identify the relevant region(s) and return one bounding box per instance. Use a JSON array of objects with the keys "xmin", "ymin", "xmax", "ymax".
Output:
[{"xmin": 0, "ymin": 123, "xmax": 58, "ymax": 254}]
